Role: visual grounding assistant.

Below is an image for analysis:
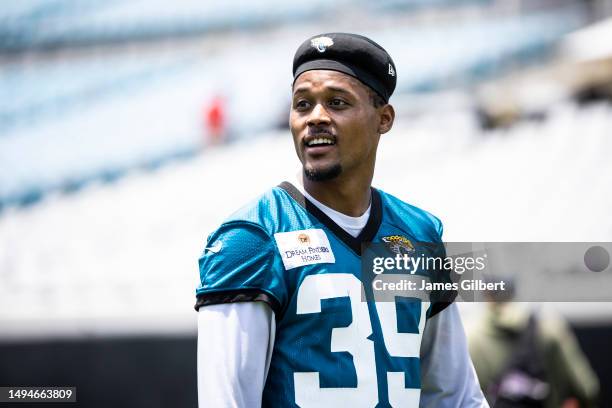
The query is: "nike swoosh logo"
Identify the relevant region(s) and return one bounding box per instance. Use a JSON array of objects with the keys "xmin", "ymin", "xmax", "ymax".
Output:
[{"xmin": 205, "ymin": 241, "xmax": 223, "ymax": 254}]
